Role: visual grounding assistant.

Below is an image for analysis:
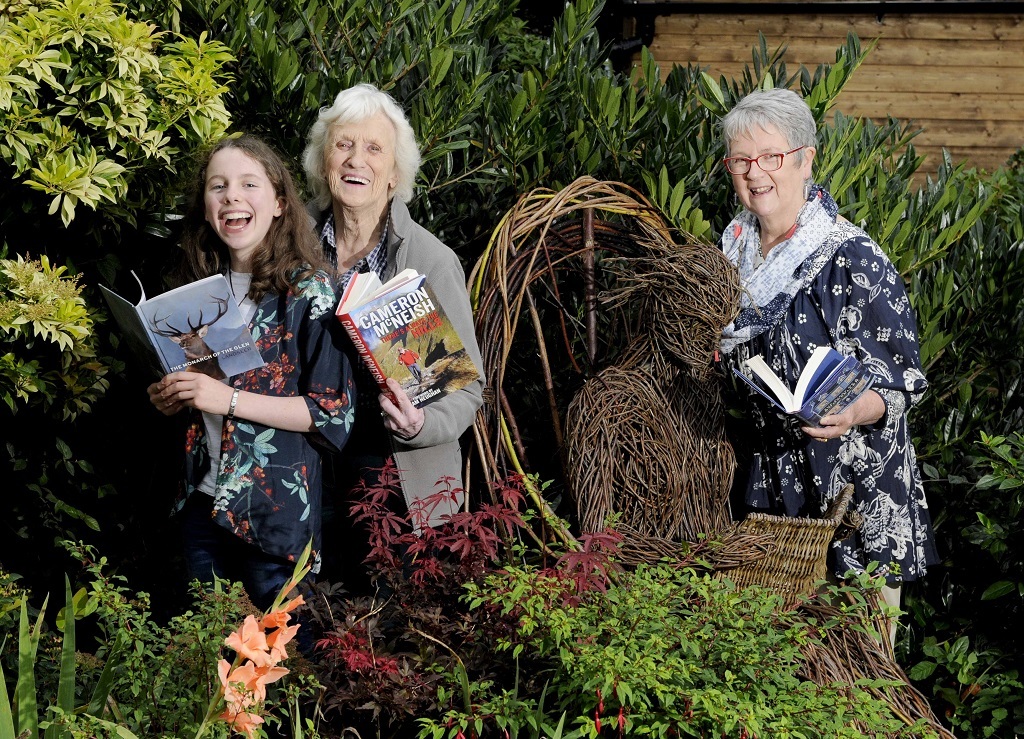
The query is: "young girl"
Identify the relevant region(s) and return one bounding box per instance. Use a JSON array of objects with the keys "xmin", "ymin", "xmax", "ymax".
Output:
[{"xmin": 147, "ymin": 134, "xmax": 355, "ymax": 609}]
